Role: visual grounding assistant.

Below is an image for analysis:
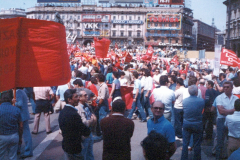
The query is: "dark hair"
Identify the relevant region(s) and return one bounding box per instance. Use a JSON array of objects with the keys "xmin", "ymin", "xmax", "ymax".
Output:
[
  {"xmin": 207, "ymin": 80, "xmax": 214, "ymax": 87},
  {"xmin": 90, "ymin": 77, "xmax": 98, "ymax": 84},
  {"xmin": 92, "ymin": 67, "xmax": 99, "ymax": 73},
  {"xmin": 163, "ymin": 66, "xmax": 166, "ymax": 70},
  {"xmin": 75, "ymin": 70, "xmax": 82, "ymax": 78},
  {"xmin": 188, "ymin": 76, "xmax": 198, "ymax": 86},
  {"xmin": 97, "ymin": 73, "xmax": 105, "ymax": 82},
  {"xmin": 235, "ymin": 99, "xmax": 240, "ymax": 111},
  {"xmin": 124, "ymin": 65, "xmax": 129, "ymax": 71},
  {"xmin": 223, "ymin": 81, "xmax": 233, "ymax": 88},
  {"xmin": 133, "ymin": 71, "xmax": 139, "ymax": 79},
  {"xmin": 0, "ymin": 90, "xmax": 13, "ymax": 103},
  {"xmin": 172, "ymin": 71, "xmax": 178, "ymax": 77},
  {"xmin": 112, "ymin": 71, "xmax": 119, "ymax": 79},
  {"xmin": 82, "ymin": 62, "xmax": 86, "ymax": 67},
  {"xmin": 120, "ymin": 72, "xmax": 125, "ymax": 76},
  {"xmin": 176, "ymin": 78, "xmax": 184, "ymax": 86},
  {"xmin": 170, "ymin": 75, "xmax": 177, "ymax": 83},
  {"xmin": 64, "ymin": 89, "xmax": 77, "ymax": 104},
  {"xmin": 144, "ymin": 69, "xmax": 151, "ymax": 77},
  {"xmin": 219, "ymin": 73, "xmax": 226, "ymax": 79},
  {"xmin": 141, "ymin": 131, "xmax": 168, "ymax": 160},
  {"xmin": 107, "ymin": 66, "xmax": 113, "ymax": 73},
  {"xmin": 229, "ymin": 68, "xmax": 233, "ymax": 72},
  {"xmin": 233, "ymin": 77, "xmax": 240, "ymax": 87},
  {"xmin": 73, "ymin": 79, "xmax": 83, "ymax": 87},
  {"xmin": 160, "ymin": 75, "xmax": 169, "ymax": 85},
  {"xmin": 112, "ymin": 99, "xmax": 126, "ymax": 113}
]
